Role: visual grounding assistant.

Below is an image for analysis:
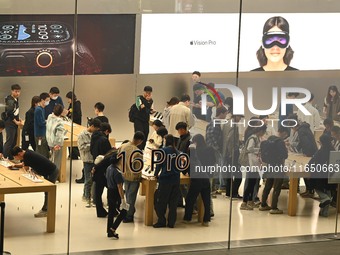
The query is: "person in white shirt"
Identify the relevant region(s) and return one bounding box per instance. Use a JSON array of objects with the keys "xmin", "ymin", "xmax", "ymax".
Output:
[
  {"xmin": 168, "ymin": 94, "xmax": 194, "ymax": 144},
  {"xmin": 46, "ymin": 104, "xmax": 65, "ymax": 173},
  {"xmin": 146, "ymin": 120, "xmax": 164, "ymax": 150},
  {"xmin": 297, "ymin": 93, "xmax": 321, "ymax": 134},
  {"xmin": 163, "ymin": 97, "xmax": 179, "ymax": 130}
]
